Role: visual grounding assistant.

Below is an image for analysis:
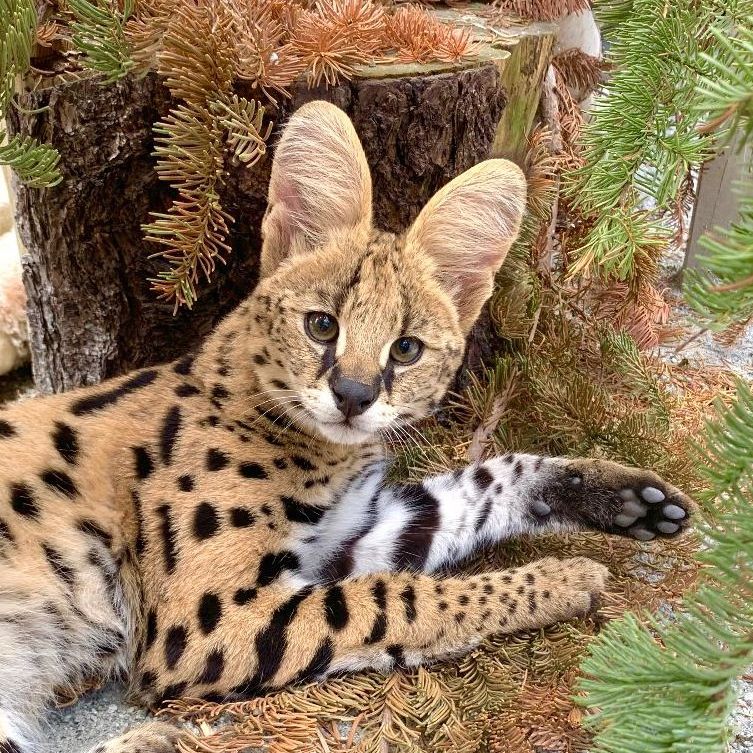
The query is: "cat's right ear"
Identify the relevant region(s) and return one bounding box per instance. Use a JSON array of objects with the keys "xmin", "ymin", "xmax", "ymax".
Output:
[{"xmin": 260, "ymin": 101, "xmax": 373, "ymax": 277}]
